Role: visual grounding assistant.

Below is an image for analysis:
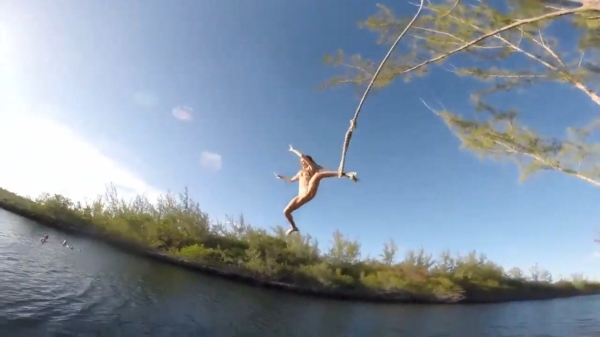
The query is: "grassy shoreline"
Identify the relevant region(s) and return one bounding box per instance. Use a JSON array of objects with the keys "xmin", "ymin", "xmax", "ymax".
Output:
[{"xmin": 1, "ymin": 186, "xmax": 599, "ymax": 304}]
